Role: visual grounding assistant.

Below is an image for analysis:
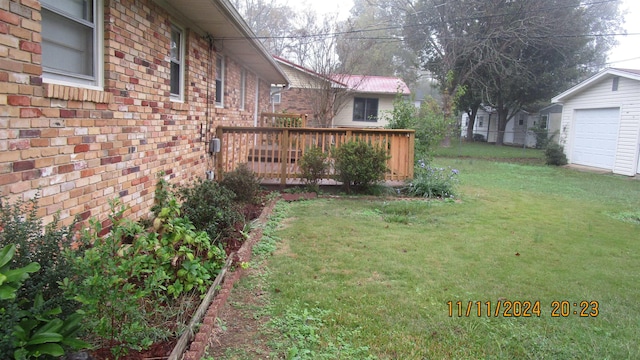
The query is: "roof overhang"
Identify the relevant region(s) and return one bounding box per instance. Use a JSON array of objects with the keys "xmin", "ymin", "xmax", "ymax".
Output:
[
  {"xmin": 153, "ymin": 0, "xmax": 288, "ymax": 85},
  {"xmin": 551, "ymin": 68, "xmax": 640, "ymax": 104}
]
